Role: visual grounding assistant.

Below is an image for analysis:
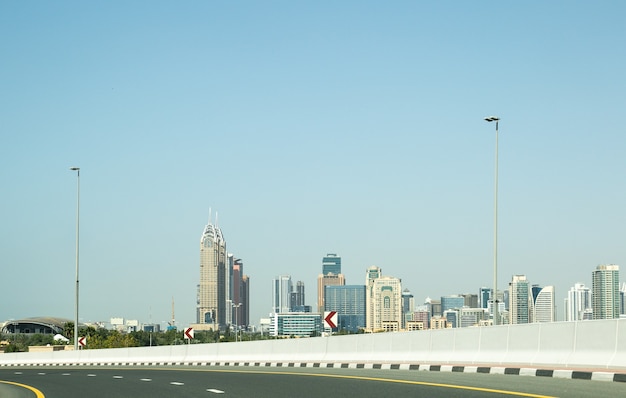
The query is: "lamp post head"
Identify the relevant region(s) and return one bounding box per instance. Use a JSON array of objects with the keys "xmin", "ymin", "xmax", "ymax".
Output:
[
  {"xmin": 70, "ymin": 167, "xmax": 80, "ymax": 171},
  {"xmin": 484, "ymin": 116, "xmax": 500, "ymax": 122}
]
